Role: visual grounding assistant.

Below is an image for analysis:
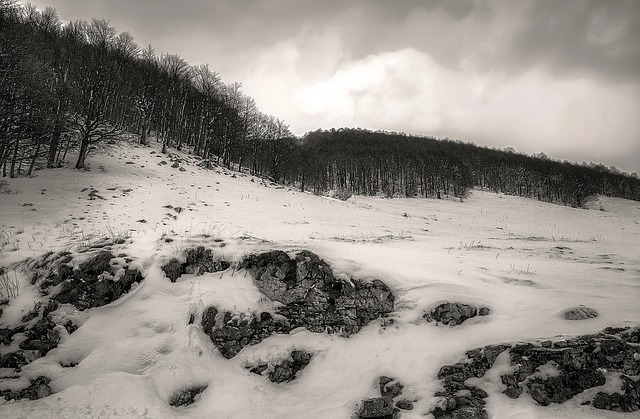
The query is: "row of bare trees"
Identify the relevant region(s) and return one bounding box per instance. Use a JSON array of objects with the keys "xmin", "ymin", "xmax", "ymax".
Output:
[
  {"xmin": 0, "ymin": 2, "xmax": 294, "ymax": 176},
  {"xmin": 295, "ymin": 128, "xmax": 640, "ymax": 205}
]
